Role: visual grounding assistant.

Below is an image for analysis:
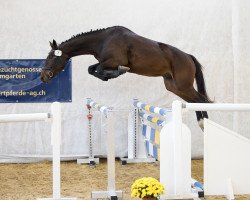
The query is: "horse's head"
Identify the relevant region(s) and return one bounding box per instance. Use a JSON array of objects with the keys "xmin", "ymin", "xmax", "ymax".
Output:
[{"xmin": 41, "ymin": 40, "xmax": 68, "ymax": 83}]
